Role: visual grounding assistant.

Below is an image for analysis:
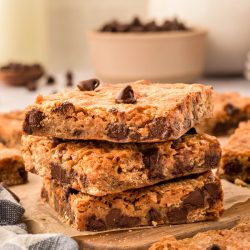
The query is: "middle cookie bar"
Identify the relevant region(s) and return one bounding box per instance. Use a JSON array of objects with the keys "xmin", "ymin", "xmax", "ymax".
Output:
[{"xmin": 22, "ymin": 132, "xmax": 221, "ymax": 196}]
